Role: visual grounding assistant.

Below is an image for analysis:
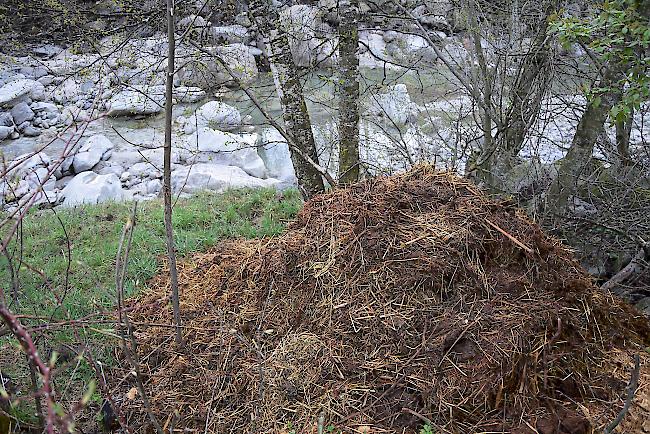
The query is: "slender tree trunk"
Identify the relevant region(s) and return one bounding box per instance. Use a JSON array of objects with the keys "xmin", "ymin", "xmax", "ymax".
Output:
[
  {"xmin": 500, "ymin": 1, "xmax": 556, "ymax": 167},
  {"xmin": 615, "ymin": 107, "xmax": 633, "ymax": 166},
  {"xmin": 547, "ymin": 65, "xmax": 624, "ymax": 211},
  {"xmin": 249, "ymin": 0, "xmax": 325, "ymax": 196},
  {"xmin": 337, "ymin": 0, "xmax": 360, "ymax": 183},
  {"xmin": 164, "ymin": 0, "xmax": 182, "ymax": 346}
]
